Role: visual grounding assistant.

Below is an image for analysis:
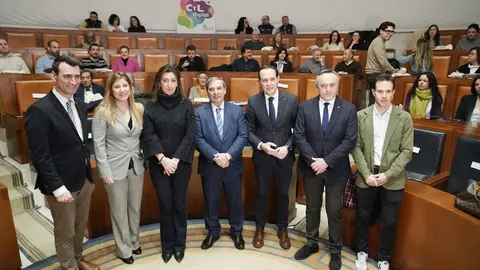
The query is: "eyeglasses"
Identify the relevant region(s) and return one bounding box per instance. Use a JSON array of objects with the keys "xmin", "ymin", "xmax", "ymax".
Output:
[{"xmin": 384, "ymin": 30, "xmax": 395, "ymax": 34}]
